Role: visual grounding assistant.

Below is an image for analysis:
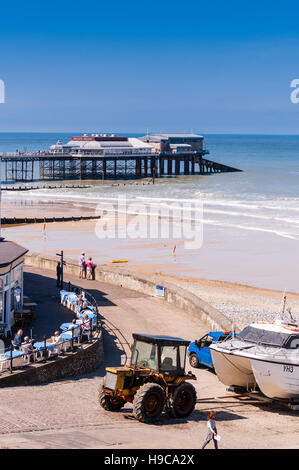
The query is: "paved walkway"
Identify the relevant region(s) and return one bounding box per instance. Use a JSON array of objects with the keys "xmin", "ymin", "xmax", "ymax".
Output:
[{"xmin": 0, "ymin": 266, "xmax": 297, "ymax": 449}]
